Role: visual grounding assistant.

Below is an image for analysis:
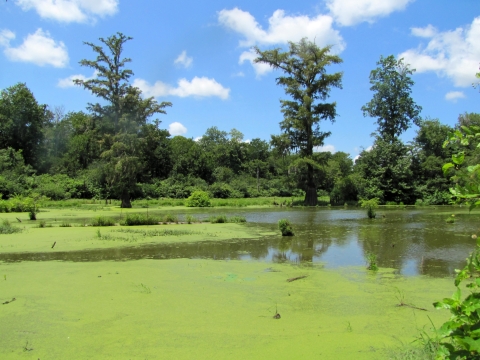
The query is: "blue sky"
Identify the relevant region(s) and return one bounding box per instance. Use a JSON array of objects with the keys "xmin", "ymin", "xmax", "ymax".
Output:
[{"xmin": 0, "ymin": 0, "xmax": 479, "ymax": 159}]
